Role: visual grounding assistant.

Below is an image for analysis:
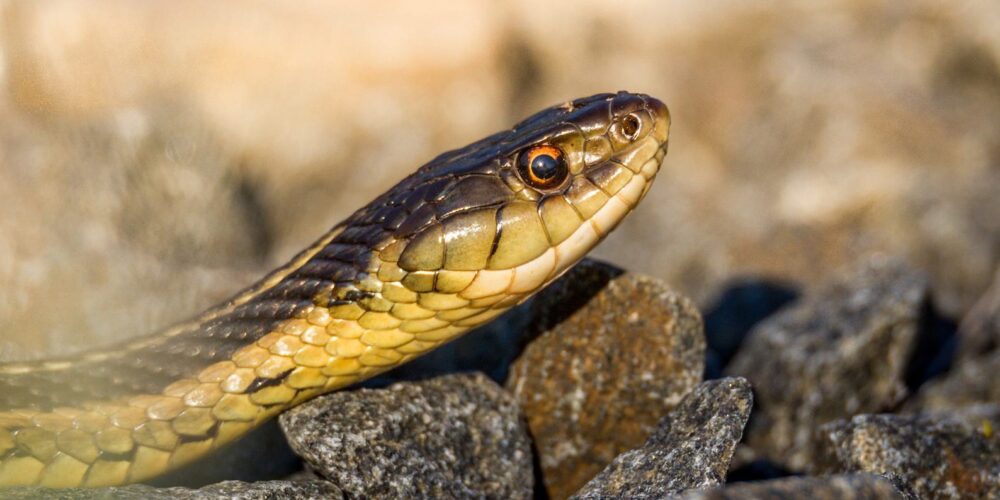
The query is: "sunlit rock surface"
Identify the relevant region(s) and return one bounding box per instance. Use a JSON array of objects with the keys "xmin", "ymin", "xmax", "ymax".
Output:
[
  {"xmin": 817, "ymin": 414, "xmax": 1000, "ymax": 499},
  {"xmin": 572, "ymin": 378, "xmax": 751, "ymax": 499},
  {"xmin": 279, "ymin": 373, "xmax": 533, "ymax": 500},
  {"xmin": 507, "ymin": 260, "xmax": 705, "ymax": 498}
]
